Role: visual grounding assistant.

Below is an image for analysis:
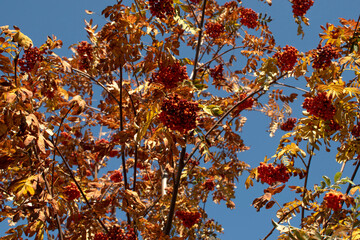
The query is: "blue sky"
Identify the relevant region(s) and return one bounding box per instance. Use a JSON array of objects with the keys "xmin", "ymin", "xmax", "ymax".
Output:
[{"xmin": 1, "ymin": 0, "xmax": 360, "ymax": 239}]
